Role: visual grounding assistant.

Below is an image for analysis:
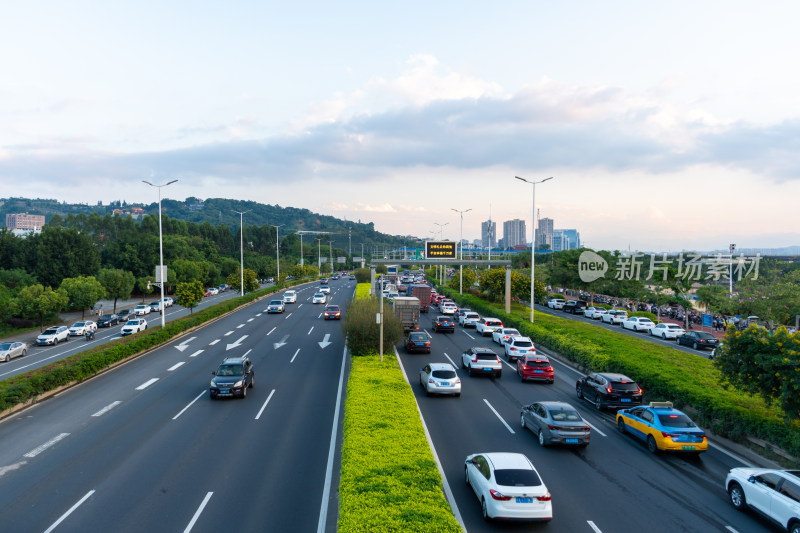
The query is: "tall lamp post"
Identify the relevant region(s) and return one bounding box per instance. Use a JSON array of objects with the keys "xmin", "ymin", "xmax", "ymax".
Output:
[
  {"xmin": 142, "ymin": 179, "xmax": 178, "ymax": 329},
  {"xmin": 515, "ymin": 176, "xmax": 553, "ymax": 323},
  {"xmin": 451, "ymin": 208, "xmax": 472, "ymax": 294},
  {"xmin": 234, "ymin": 210, "xmax": 250, "ymax": 296},
  {"xmin": 272, "ymin": 224, "xmax": 284, "ymax": 283}
]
